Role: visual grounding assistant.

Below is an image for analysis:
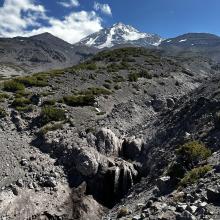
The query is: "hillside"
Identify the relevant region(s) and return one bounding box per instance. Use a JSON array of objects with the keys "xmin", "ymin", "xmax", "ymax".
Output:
[
  {"xmin": 0, "ymin": 47, "xmax": 219, "ymax": 219},
  {"xmin": 160, "ymin": 33, "xmax": 220, "ymax": 62},
  {"xmin": 0, "ymin": 33, "xmax": 97, "ymax": 78}
]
